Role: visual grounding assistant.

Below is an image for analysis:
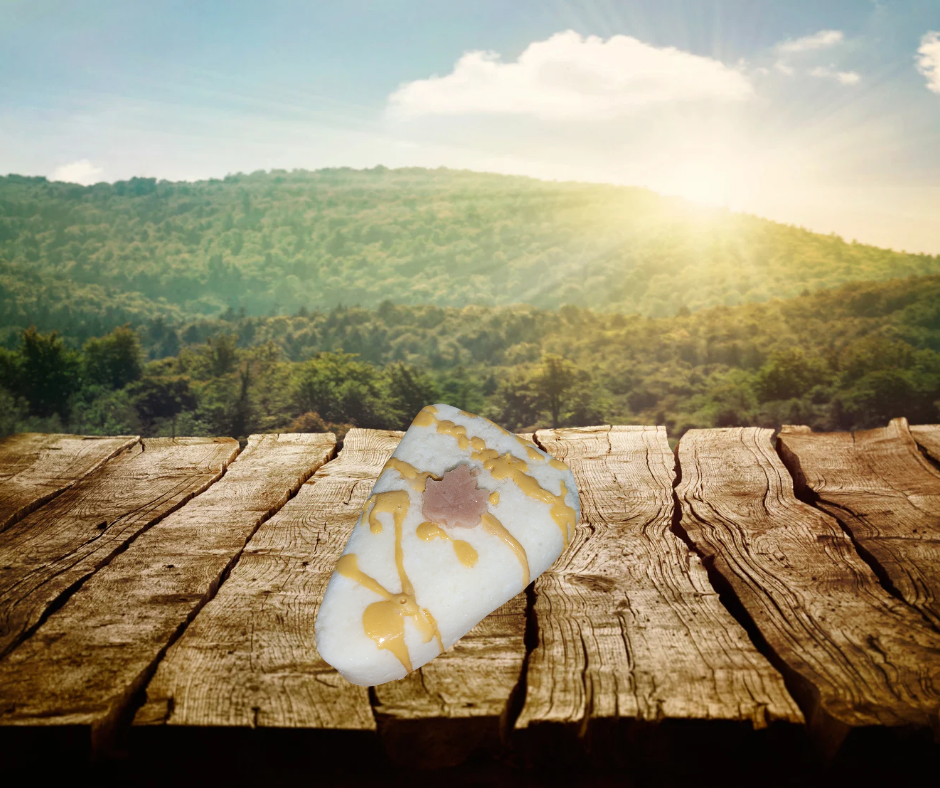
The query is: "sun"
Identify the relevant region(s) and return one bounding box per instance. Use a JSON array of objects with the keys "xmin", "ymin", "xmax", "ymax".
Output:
[
  {"xmin": 672, "ymin": 163, "xmax": 733, "ymax": 206},
  {"xmin": 643, "ymin": 136, "xmax": 759, "ymax": 210}
]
